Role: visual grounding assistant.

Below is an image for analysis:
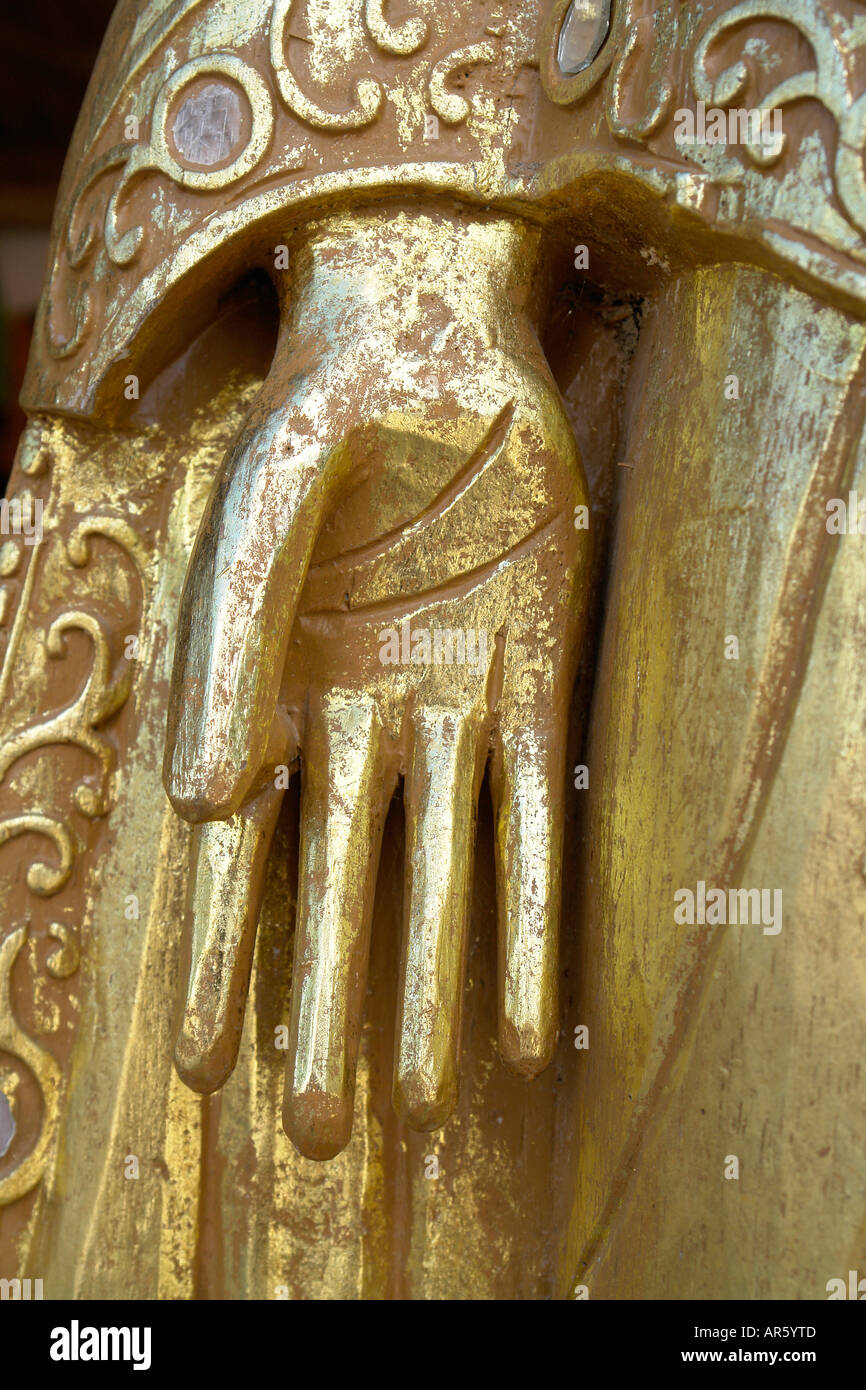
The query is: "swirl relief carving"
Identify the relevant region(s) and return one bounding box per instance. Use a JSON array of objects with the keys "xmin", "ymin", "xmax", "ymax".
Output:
[{"xmin": 0, "ymin": 470, "xmax": 150, "ymax": 1207}]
